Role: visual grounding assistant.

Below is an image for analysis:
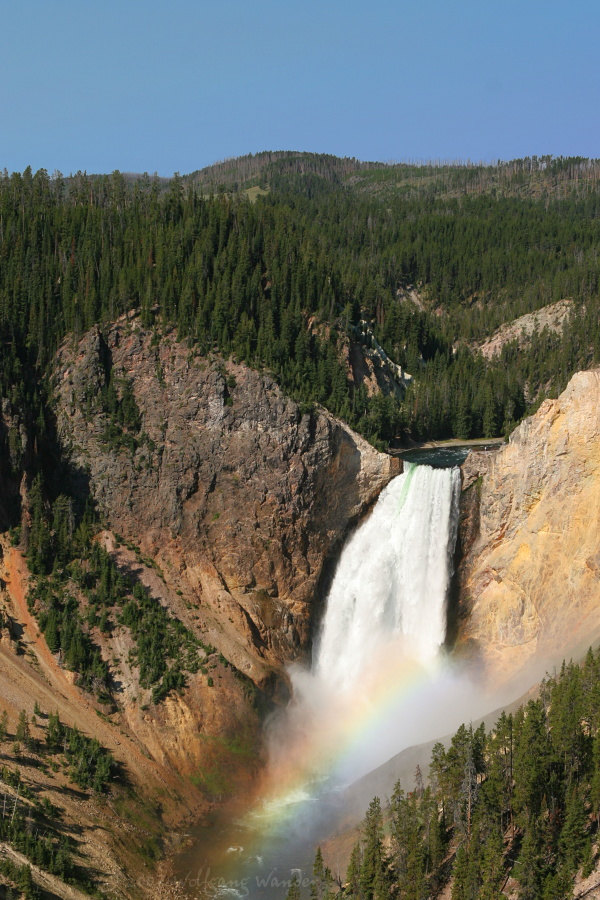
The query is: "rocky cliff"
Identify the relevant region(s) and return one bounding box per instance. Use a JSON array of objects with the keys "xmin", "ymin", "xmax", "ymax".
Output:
[
  {"xmin": 0, "ymin": 316, "xmax": 399, "ymax": 898},
  {"xmin": 53, "ymin": 314, "xmax": 399, "ymax": 690},
  {"xmin": 456, "ymin": 369, "xmax": 600, "ymax": 690},
  {"xmin": 473, "ymin": 298, "xmax": 573, "ymax": 361}
]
